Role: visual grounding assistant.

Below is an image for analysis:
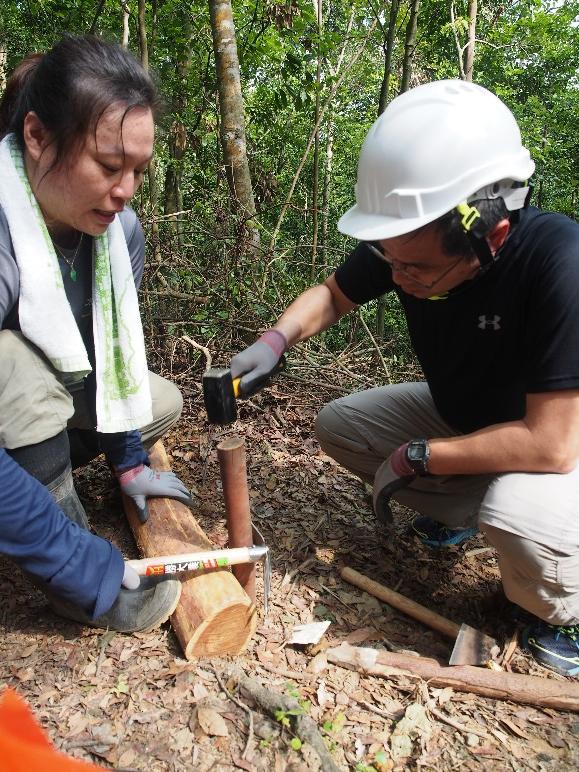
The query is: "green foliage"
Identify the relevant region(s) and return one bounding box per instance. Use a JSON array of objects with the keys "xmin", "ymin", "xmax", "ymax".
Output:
[
  {"xmin": 2, "ymin": 0, "xmax": 579, "ymax": 358},
  {"xmin": 284, "ymin": 682, "xmax": 311, "ymax": 713},
  {"xmin": 313, "ymin": 604, "xmax": 337, "ymax": 622},
  {"xmin": 270, "ymin": 683, "xmax": 311, "ymax": 753},
  {"xmin": 109, "ymin": 674, "xmax": 130, "ymax": 698},
  {"xmin": 355, "ymin": 750, "xmax": 389, "ymax": 772},
  {"xmin": 323, "ymin": 712, "xmax": 345, "ymax": 734},
  {"xmin": 275, "ymin": 707, "xmax": 303, "ymax": 728}
]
